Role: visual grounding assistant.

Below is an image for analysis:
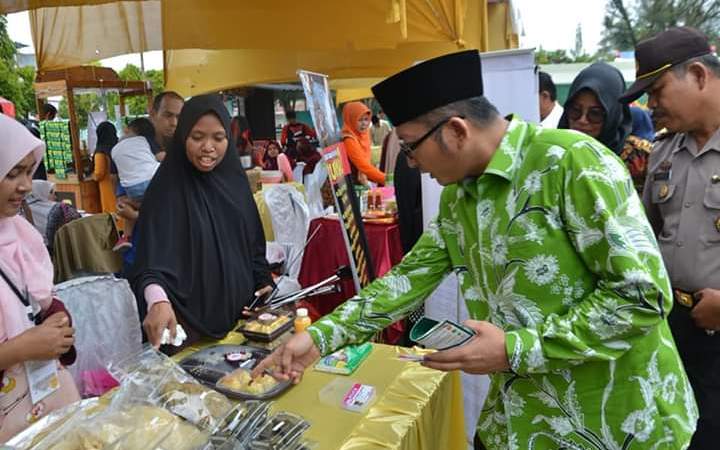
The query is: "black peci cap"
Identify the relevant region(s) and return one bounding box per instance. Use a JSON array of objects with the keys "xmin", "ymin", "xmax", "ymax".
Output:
[
  {"xmin": 371, "ymin": 50, "xmax": 483, "ymax": 125},
  {"xmin": 620, "ymin": 27, "xmax": 712, "ymax": 103}
]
